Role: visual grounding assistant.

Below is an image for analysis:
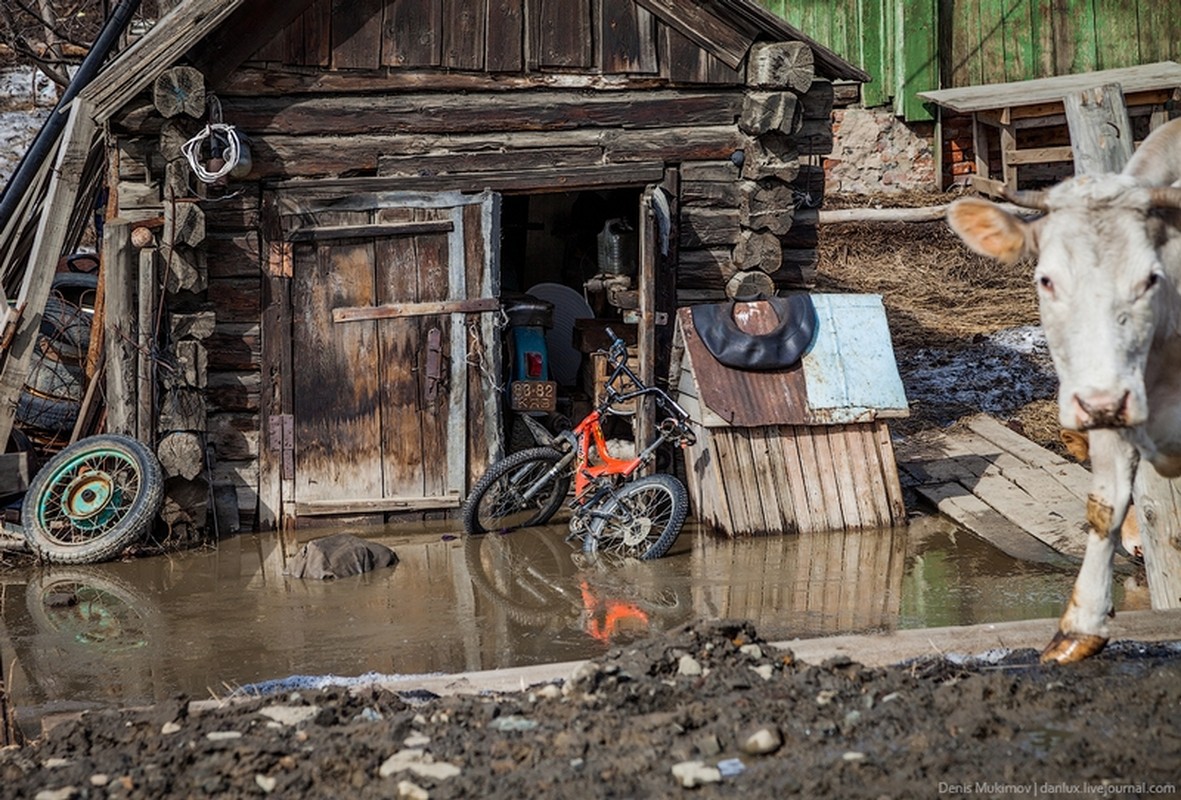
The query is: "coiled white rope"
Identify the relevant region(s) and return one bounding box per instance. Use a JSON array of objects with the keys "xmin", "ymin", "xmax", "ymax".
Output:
[{"xmin": 180, "ymin": 122, "xmax": 243, "ymax": 184}]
